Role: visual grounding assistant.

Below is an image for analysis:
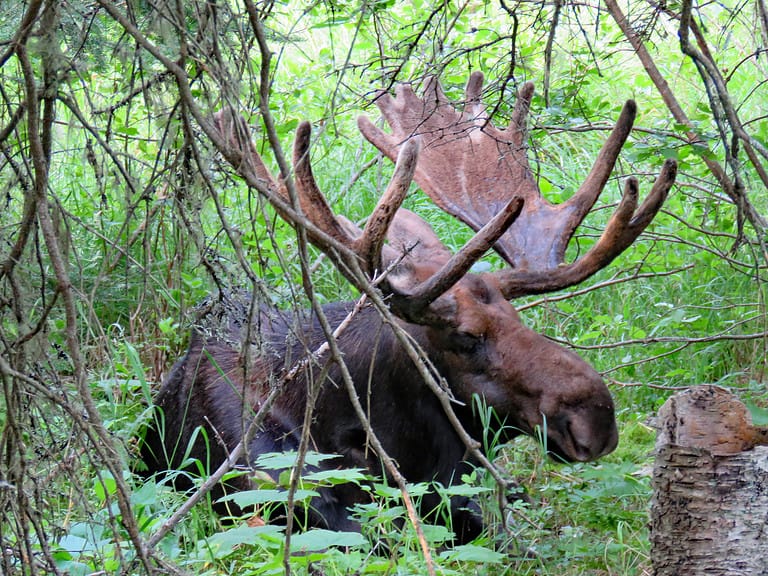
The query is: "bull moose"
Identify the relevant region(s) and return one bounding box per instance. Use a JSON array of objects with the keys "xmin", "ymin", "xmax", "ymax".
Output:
[{"xmin": 139, "ymin": 73, "xmax": 677, "ymax": 543}]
